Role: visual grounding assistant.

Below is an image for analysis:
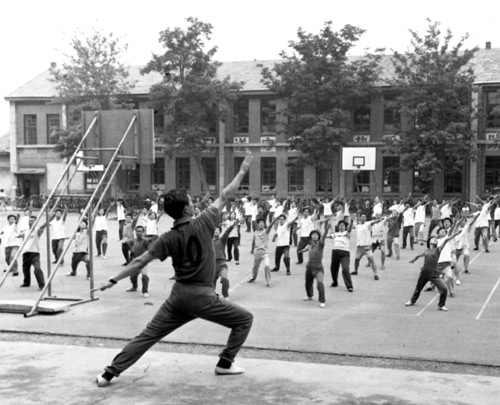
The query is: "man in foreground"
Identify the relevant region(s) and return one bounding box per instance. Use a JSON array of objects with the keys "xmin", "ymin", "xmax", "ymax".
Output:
[{"xmin": 93, "ymin": 152, "xmax": 254, "ymax": 387}]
